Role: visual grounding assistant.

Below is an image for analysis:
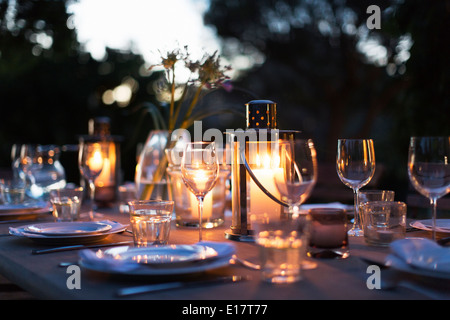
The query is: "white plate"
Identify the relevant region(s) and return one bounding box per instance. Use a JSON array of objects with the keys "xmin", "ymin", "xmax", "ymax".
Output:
[
  {"xmin": 410, "ymin": 219, "xmax": 450, "ymax": 233},
  {"xmin": 24, "ymin": 221, "xmax": 112, "ymax": 236},
  {"xmin": 107, "ymin": 245, "xmax": 218, "ymax": 266},
  {"xmin": 9, "ymin": 220, "xmax": 127, "ymax": 245},
  {"xmin": 79, "ymin": 241, "xmax": 235, "ymax": 276}
]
